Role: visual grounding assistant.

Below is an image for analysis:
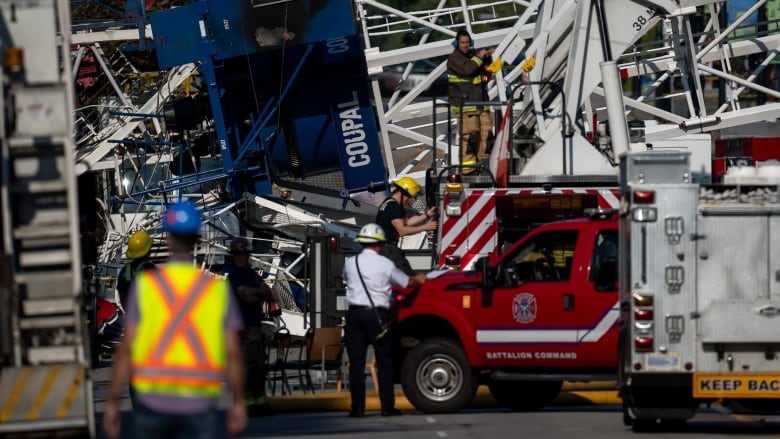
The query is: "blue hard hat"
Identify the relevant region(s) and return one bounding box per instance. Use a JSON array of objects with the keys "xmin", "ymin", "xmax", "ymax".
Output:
[{"xmin": 162, "ymin": 201, "xmax": 201, "ymax": 234}]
